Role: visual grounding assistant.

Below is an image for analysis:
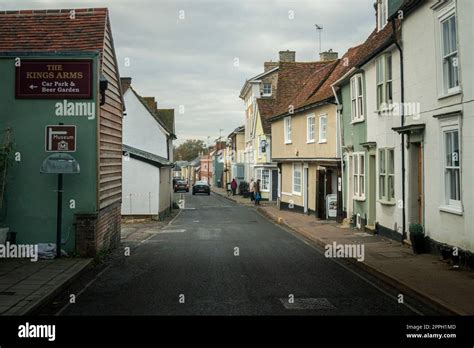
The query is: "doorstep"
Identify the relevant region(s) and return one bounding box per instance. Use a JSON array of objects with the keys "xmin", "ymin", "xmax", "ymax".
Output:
[
  {"xmin": 0, "ymin": 258, "xmax": 92, "ymax": 315},
  {"xmin": 257, "ymin": 205, "xmax": 474, "ymax": 315}
]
